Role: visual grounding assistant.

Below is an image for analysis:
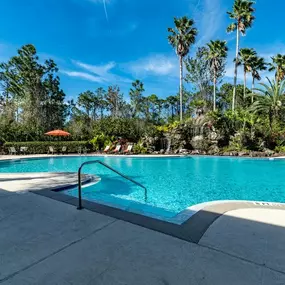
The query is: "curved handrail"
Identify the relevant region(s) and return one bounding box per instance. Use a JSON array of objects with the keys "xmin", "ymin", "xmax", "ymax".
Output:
[{"xmin": 77, "ymin": 160, "xmax": 147, "ymax": 209}]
